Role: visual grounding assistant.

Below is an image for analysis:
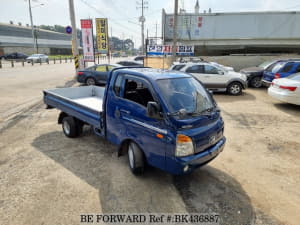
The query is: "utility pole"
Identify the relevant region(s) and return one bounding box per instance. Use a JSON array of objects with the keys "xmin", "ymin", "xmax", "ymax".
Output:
[
  {"xmin": 137, "ymin": 0, "xmax": 148, "ymax": 55},
  {"xmin": 28, "ymin": 0, "xmax": 37, "ymax": 53},
  {"xmin": 110, "ymin": 27, "xmax": 113, "ymax": 54},
  {"xmin": 172, "ymin": 0, "xmax": 178, "ymax": 62},
  {"xmin": 155, "ymin": 21, "xmax": 158, "ymax": 40},
  {"xmin": 68, "ymin": 0, "xmax": 80, "ymax": 71}
]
